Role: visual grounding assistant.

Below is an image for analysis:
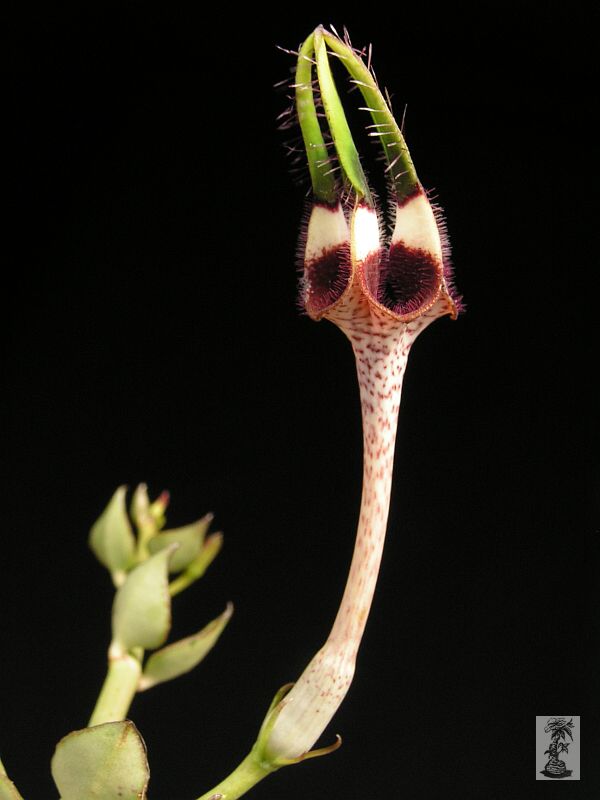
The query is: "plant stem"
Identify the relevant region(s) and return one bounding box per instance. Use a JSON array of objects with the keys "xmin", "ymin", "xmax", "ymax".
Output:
[
  {"xmin": 195, "ymin": 750, "xmax": 275, "ymax": 800},
  {"xmin": 0, "ymin": 756, "xmax": 6, "ymax": 776},
  {"xmin": 88, "ymin": 645, "xmax": 142, "ymax": 726}
]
